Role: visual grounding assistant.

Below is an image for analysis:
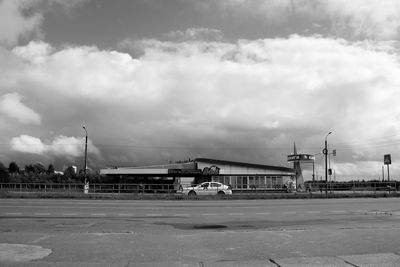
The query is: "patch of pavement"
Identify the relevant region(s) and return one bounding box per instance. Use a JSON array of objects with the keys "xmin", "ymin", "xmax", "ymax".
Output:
[
  {"xmin": 0, "ymin": 243, "xmax": 52, "ymax": 262},
  {"xmin": 154, "ymin": 219, "xmax": 331, "ymax": 231},
  {"xmin": 272, "ymin": 256, "xmax": 351, "ymax": 266},
  {"xmin": 338, "ymin": 253, "xmax": 400, "ymax": 267},
  {"xmin": 2, "ymin": 254, "xmax": 400, "ymax": 266}
]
